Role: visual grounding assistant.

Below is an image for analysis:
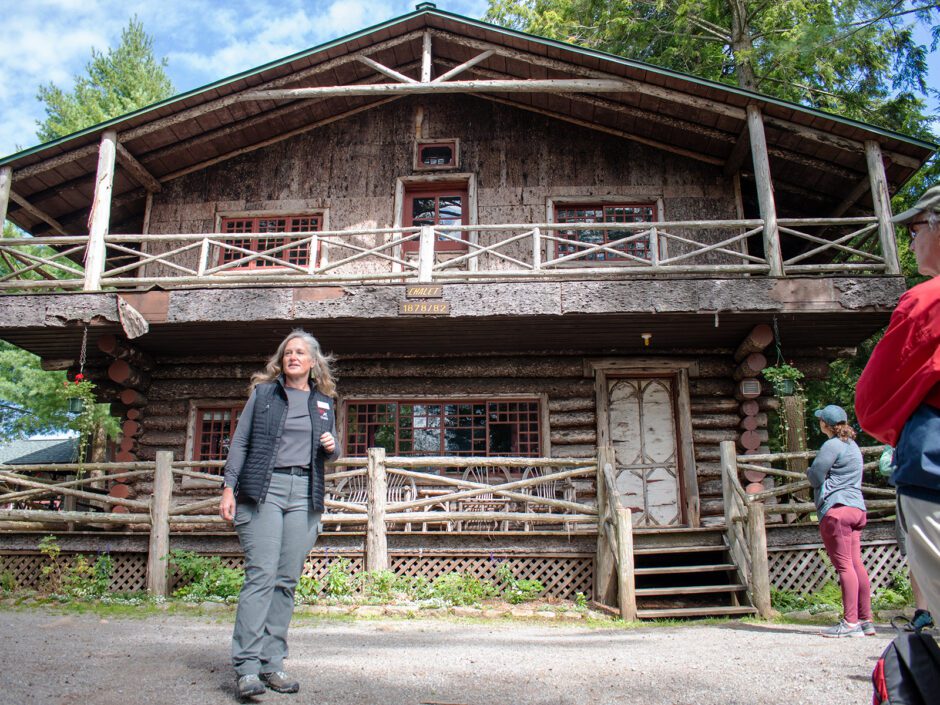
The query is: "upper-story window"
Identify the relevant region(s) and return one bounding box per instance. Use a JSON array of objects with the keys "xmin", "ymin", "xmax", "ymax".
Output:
[
  {"xmin": 344, "ymin": 398, "xmax": 541, "ymax": 464},
  {"xmin": 414, "ymin": 139, "xmax": 459, "ymax": 170},
  {"xmin": 192, "ymin": 403, "xmax": 244, "ymax": 475},
  {"xmin": 402, "ymin": 183, "xmax": 469, "ymax": 252},
  {"xmin": 219, "ymin": 215, "xmax": 321, "ymax": 269},
  {"xmin": 555, "ymin": 204, "xmax": 655, "ymax": 261}
]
